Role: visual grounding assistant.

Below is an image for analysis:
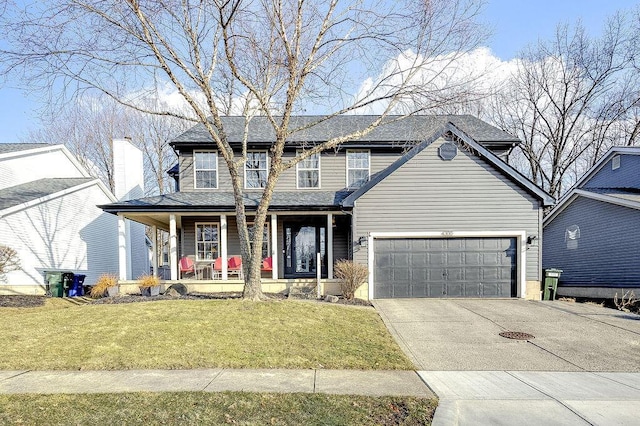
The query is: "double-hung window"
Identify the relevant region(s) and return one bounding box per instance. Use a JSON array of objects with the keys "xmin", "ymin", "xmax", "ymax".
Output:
[
  {"xmin": 347, "ymin": 150, "xmax": 370, "ymax": 188},
  {"xmin": 195, "ymin": 223, "xmax": 219, "ymax": 261},
  {"xmin": 248, "ymin": 222, "xmax": 270, "ymax": 259},
  {"xmin": 245, "ymin": 151, "xmax": 268, "ymax": 189},
  {"xmin": 194, "ymin": 151, "xmax": 218, "ymax": 189},
  {"xmin": 297, "ymin": 151, "xmax": 320, "ymax": 188}
]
